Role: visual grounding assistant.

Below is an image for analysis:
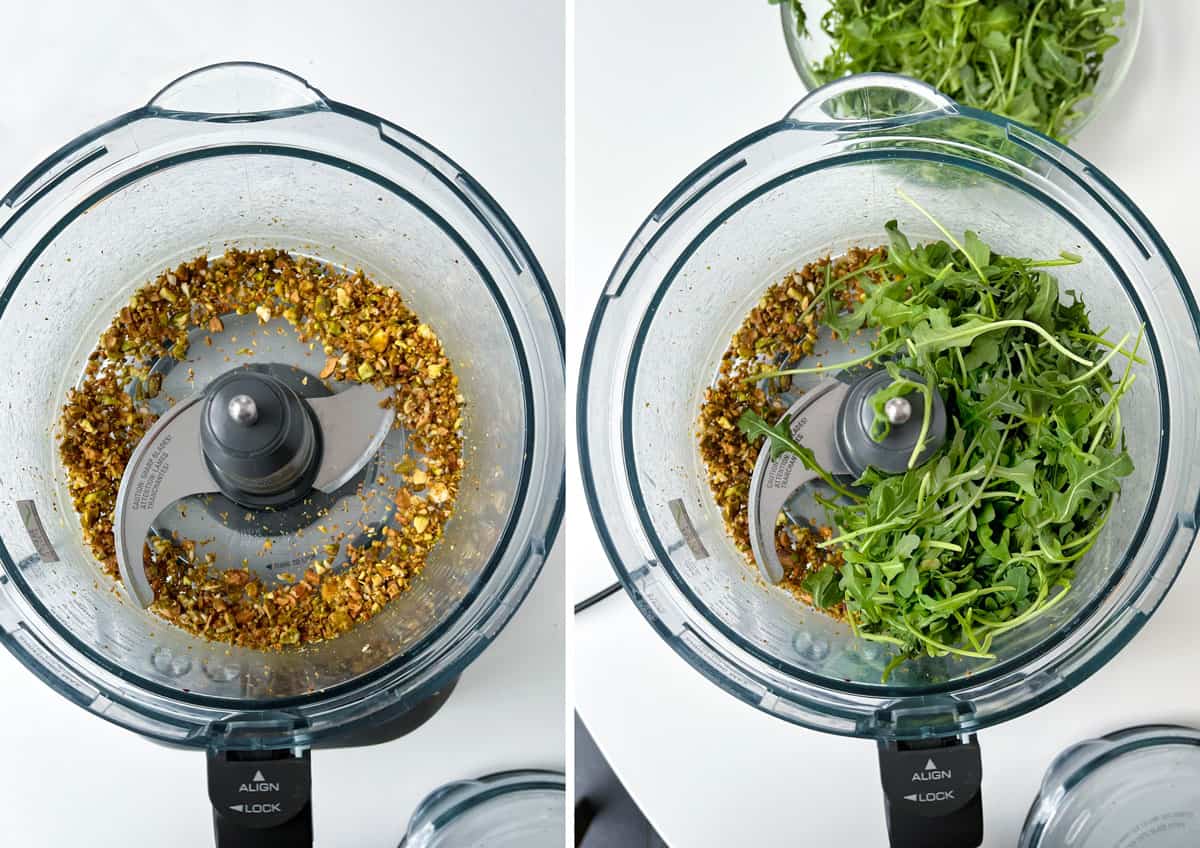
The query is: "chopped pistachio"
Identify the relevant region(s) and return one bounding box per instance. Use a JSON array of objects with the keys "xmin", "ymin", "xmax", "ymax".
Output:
[{"xmin": 57, "ymin": 248, "xmax": 464, "ymax": 651}]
